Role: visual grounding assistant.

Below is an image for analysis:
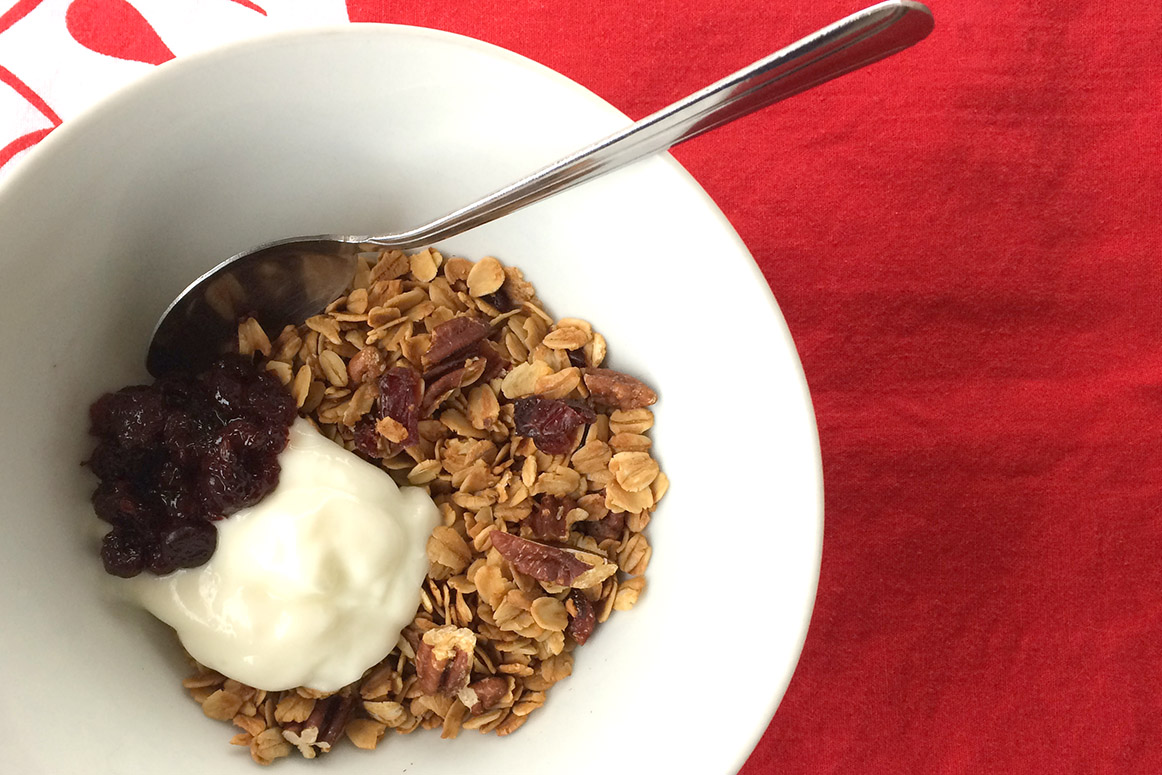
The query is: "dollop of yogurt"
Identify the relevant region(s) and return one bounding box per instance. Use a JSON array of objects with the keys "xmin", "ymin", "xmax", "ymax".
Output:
[{"xmin": 122, "ymin": 417, "xmax": 439, "ymax": 692}]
